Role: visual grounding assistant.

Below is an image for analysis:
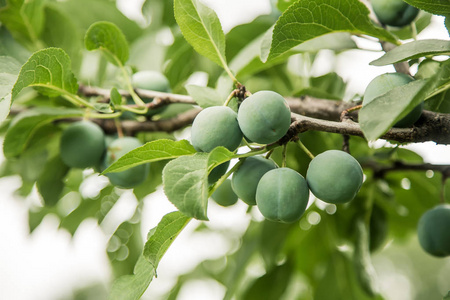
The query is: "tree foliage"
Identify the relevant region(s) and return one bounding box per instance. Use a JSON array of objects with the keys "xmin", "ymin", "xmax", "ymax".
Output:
[{"xmin": 1, "ymin": 0, "xmax": 450, "ymax": 299}]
